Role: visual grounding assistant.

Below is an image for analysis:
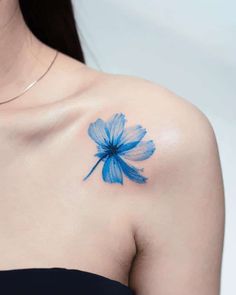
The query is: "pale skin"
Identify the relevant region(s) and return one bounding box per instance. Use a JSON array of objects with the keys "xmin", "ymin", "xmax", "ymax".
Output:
[{"xmin": 0, "ymin": 1, "xmax": 225, "ymax": 294}]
